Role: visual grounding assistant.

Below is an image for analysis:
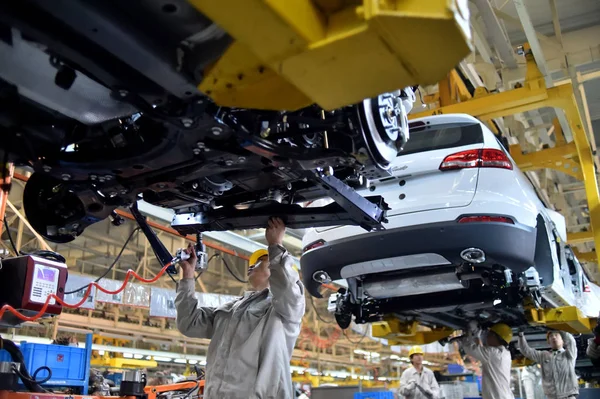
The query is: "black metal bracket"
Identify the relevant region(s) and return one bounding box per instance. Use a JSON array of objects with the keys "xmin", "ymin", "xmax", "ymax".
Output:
[
  {"xmin": 129, "ymin": 202, "xmax": 178, "ymax": 274},
  {"xmin": 171, "ymin": 172, "xmax": 388, "ymax": 235}
]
